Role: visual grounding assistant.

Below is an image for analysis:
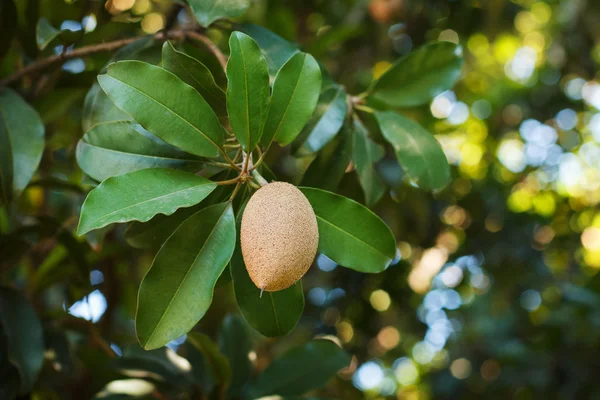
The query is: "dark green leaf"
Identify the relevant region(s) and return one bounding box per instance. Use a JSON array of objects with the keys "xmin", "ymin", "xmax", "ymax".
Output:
[
  {"xmin": 187, "ymin": 332, "xmax": 231, "ymax": 391},
  {"xmin": 98, "ymin": 61, "xmax": 225, "ymax": 157},
  {"xmin": 124, "ymin": 204, "xmax": 203, "ymax": 250},
  {"xmin": 299, "ymin": 187, "xmax": 396, "ymax": 273},
  {"xmin": 375, "ymin": 111, "xmax": 450, "ymax": 191},
  {"xmin": 35, "ymin": 18, "xmax": 61, "ymax": 50},
  {"xmin": 301, "ymin": 122, "xmax": 352, "ymax": 191},
  {"xmin": 83, "ymin": 121, "xmax": 192, "ymax": 159},
  {"xmin": 218, "ymin": 314, "xmax": 252, "ymax": 398},
  {"xmin": 136, "ymin": 203, "xmax": 236, "ymax": 350},
  {"xmin": 295, "ymin": 85, "xmax": 347, "ymax": 155},
  {"xmin": 78, "ymin": 169, "xmax": 217, "ymax": 235},
  {"xmin": 186, "ymin": 0, "xmax": 250, "ymax": 28},
  {"xmin": 161, "ymin": 41, "xmax": 226, "ymax": 116},
  {"xmin": 352, "ymin": 116, "xmax": 386, "ymax": 206},
  {"xmin": 242, "ymin": 24, "xmax": 300, "ymax": 75},
  {"xmin": 230, "ymin": 243, "xmax": 304, "ymax": 337},
  {"xmin": 247, "ymin": 340, "xmax": 350, "ymax": 398},
  {"xmin": 0, "ymin": 0, "xmax": 17, "ymax": 58},
  {"xmin": 76, "ymin": 140, "xmax": 204, "ymax": 182},
  {"xmin": 0, "ymin": 287, "xmax": 44, "ymax": 394},
  {"xmin": 230, "ymin": 200, "xmax": 304, "ymax": 337},
  {"xmin": 124, "ymin": 170, "xmax": 238, "ymax": 249},
  {"xmin": 0, "ymin": 87, "xmax": 45, "ymax": 206},
  {"xmin": 261, "ymin": 52, "xmax": 321, "ymax": 147},
  {"xmin": 82, "ymin": 83, "xmax": 133, "ymax": 132},
  {"xmin": 226, "ymin": 31, "xmax": 270, "ymax": 152},
  {"xmin": 33, "ymin": 88, "xmax": 86, "ymax": 124},
  {"xmin": 368, "ymin": 41, "xmax": 463, "ymax": 108}
]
